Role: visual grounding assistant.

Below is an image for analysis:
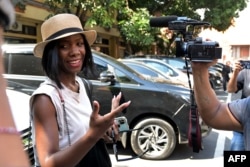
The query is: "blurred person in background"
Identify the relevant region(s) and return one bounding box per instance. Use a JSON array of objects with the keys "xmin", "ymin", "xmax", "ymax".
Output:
[
  {"xmin": 222, "ymin": 60, "xmax": 232, "ymax": 91},
  {"xmin": 227, "ymin": 59, "xmax": 250, "ymax": 150}
]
